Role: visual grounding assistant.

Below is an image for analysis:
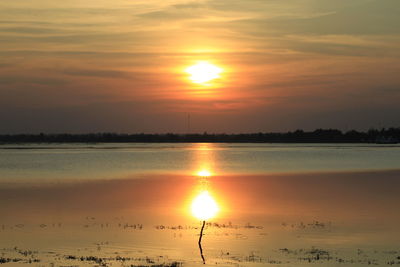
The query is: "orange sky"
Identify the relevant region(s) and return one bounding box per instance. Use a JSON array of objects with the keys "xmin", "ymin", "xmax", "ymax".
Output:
[{"xmin": 0, "ymin": 0, "xmax": 399, "ymax": 133}]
